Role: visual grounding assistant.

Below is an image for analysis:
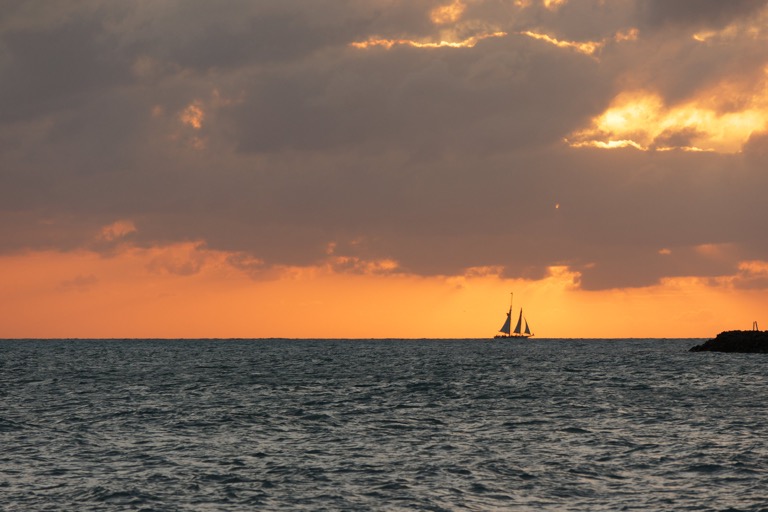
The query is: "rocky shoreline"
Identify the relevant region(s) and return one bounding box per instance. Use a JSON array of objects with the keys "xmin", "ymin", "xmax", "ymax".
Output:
[{"xmin": 689, "ymin": 330, "xmax": 768, "ymax": 353}]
